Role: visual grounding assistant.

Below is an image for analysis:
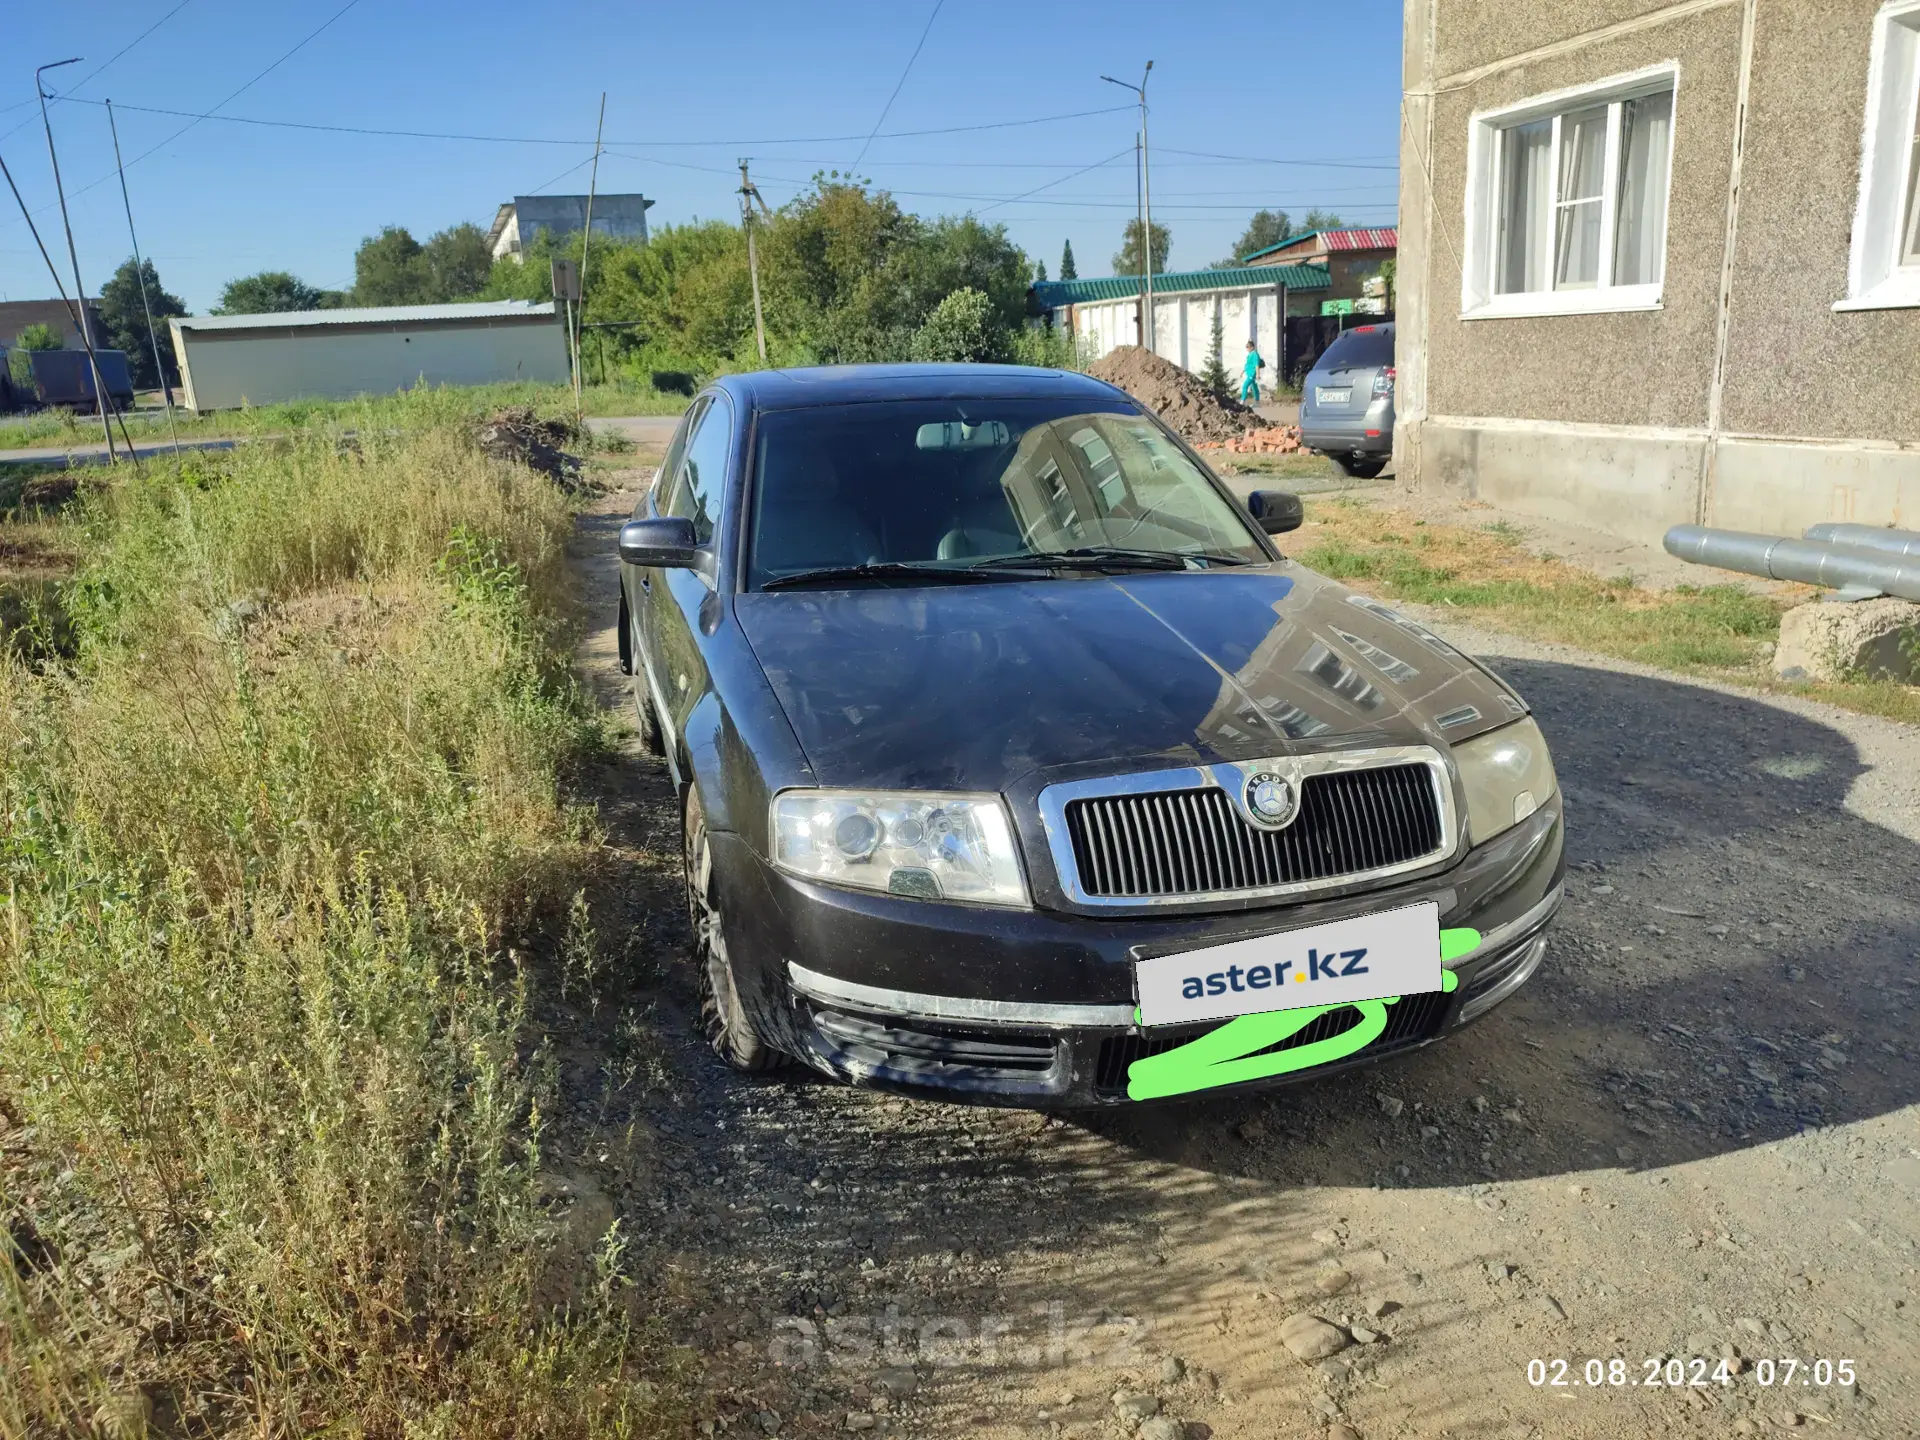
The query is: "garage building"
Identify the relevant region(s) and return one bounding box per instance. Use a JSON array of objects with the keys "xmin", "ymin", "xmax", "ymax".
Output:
[{"xmin": 168, "ymin": 300, "xmax": 570, "ymax": 412}]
